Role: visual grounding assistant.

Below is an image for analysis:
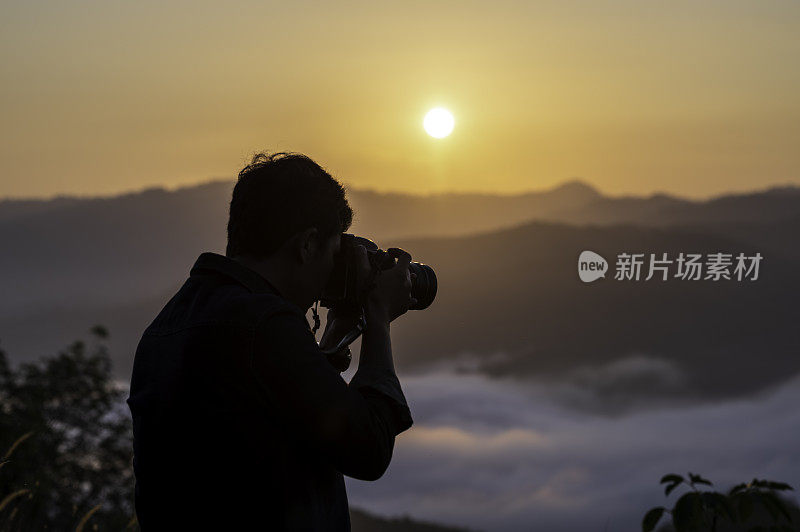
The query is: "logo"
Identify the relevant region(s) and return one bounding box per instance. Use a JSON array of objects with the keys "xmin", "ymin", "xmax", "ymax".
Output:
[
  {"xmin": 577, "ymin": 251, "xmax": 762, "ymax": 283},
  {"xmin": 578, "ymin": 250, "xmax": 608, "ymax": 283}
]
